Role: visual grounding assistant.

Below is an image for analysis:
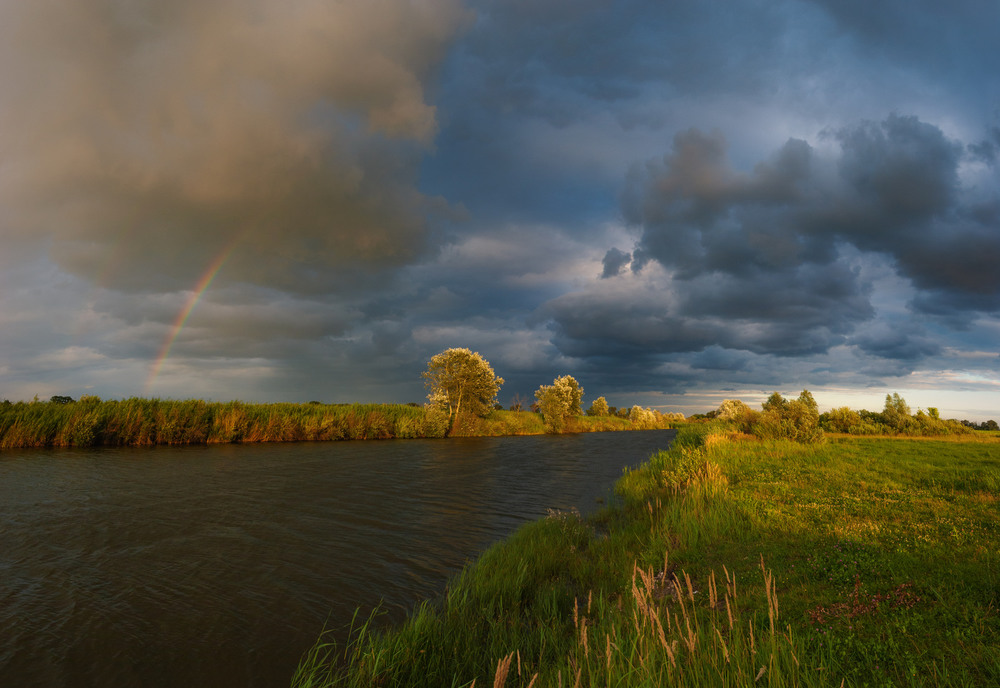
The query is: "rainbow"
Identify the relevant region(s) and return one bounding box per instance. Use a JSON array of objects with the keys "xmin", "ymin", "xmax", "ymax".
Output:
[{"xmin": 144, "ymin": 244, "xmax": 237, "ymax": 396}]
